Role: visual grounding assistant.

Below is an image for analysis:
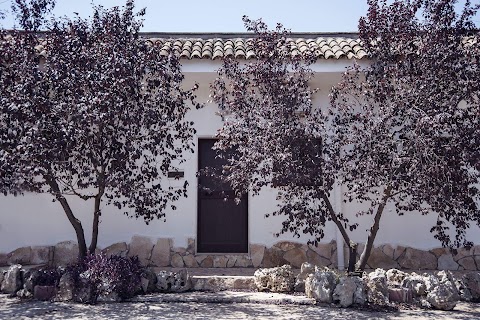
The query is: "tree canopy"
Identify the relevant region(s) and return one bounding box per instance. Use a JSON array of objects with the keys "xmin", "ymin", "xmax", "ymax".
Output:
[
  {"xmin": 211, "ymin": 0, "xmax": 480, "ymax": 271},
  {"xmin": 332, "ymin": 0, "xmax": 480, "ymax": 268},
  {"xmin": 0, "ymin": 0, "xmax": 200, "ymax": 258}
]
